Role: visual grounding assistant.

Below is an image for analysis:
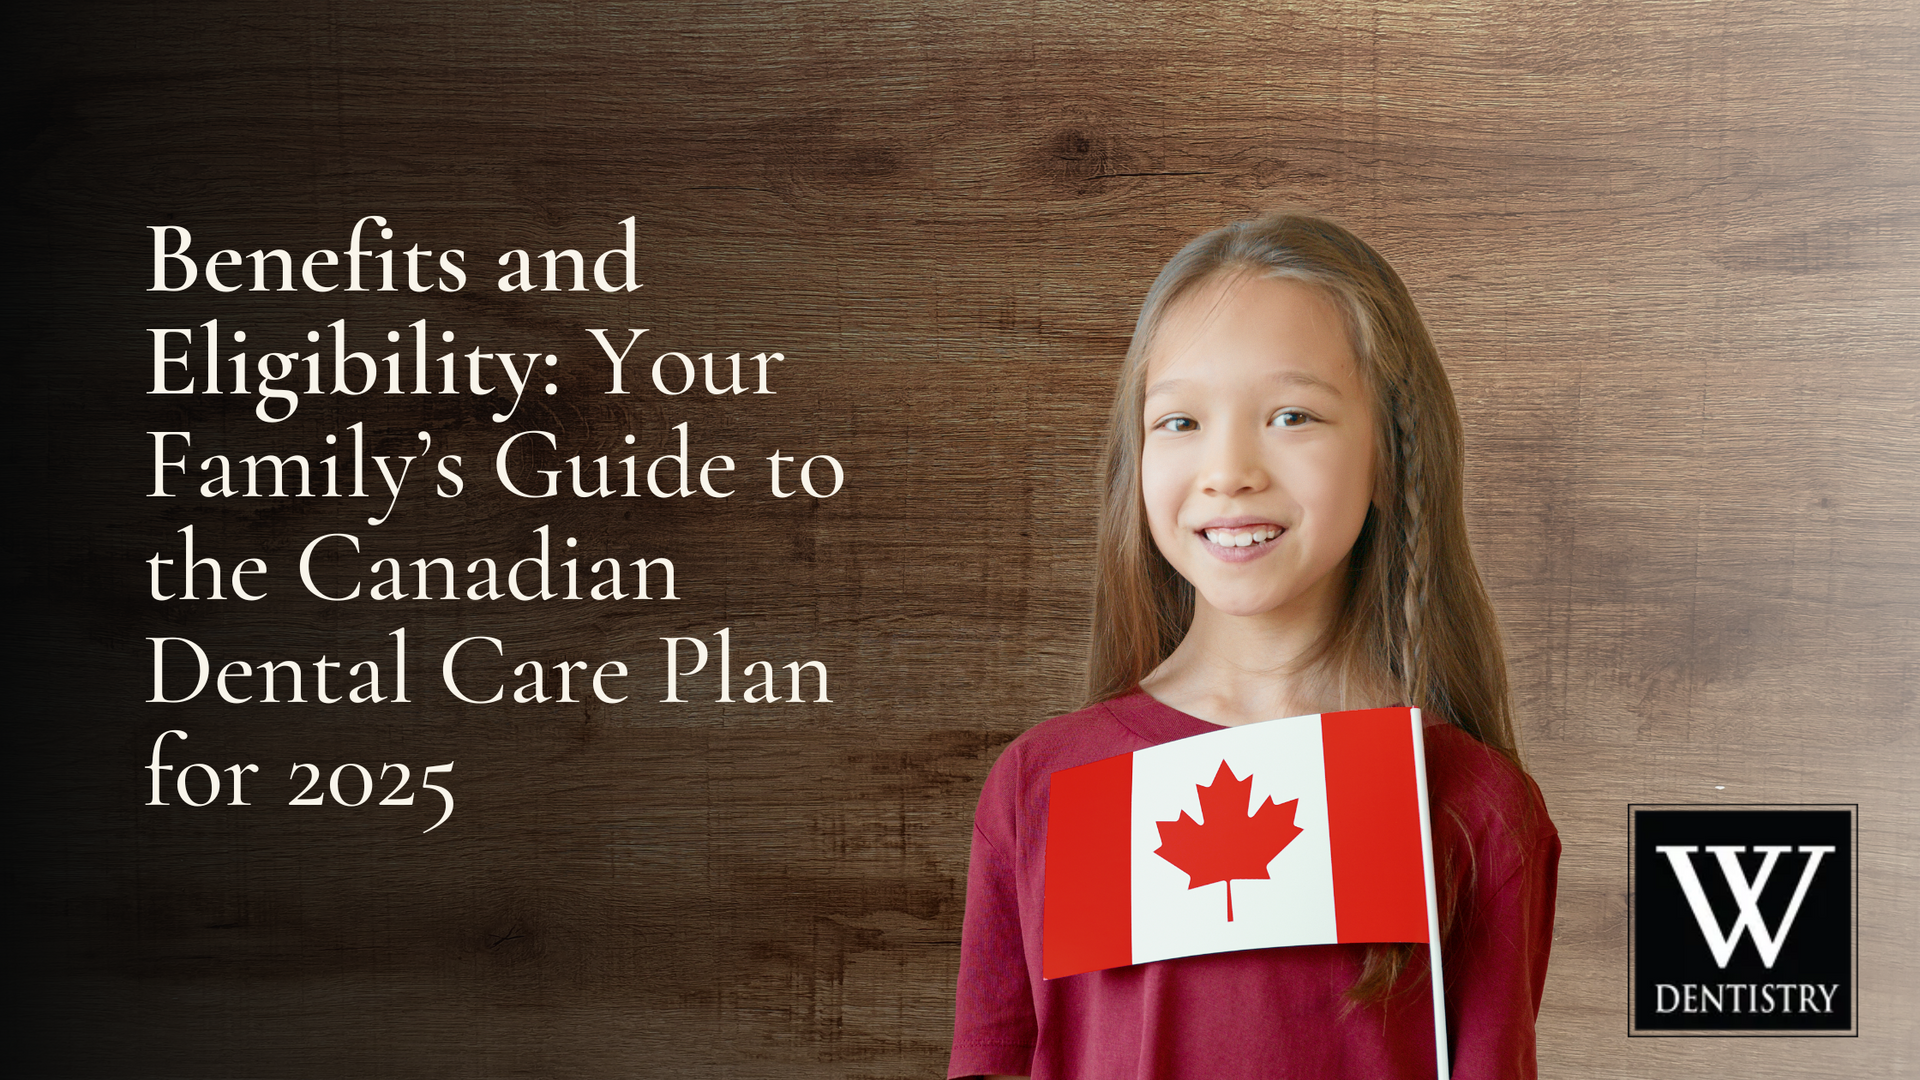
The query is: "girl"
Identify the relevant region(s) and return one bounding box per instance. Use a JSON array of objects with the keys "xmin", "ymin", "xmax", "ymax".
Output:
[{"xmin": 948, "ymin": 212, "xmax": 1559, "ymax": 1080}]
